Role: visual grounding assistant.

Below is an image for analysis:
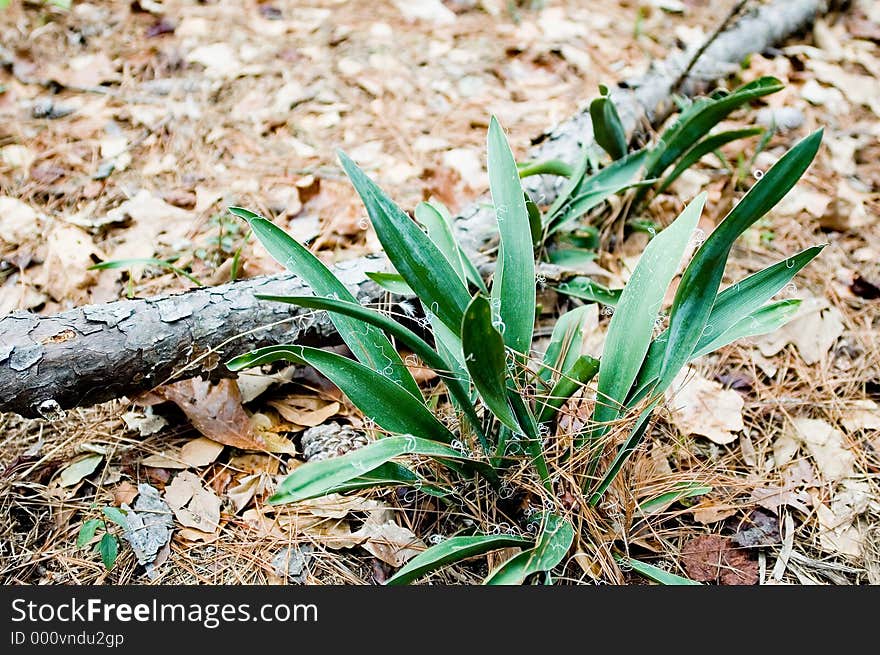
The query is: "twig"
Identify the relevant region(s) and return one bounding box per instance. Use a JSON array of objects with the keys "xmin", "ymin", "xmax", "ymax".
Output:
[{"xmin": 671, "ymin": 0, "xmax": 750, "ymax": 96}]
